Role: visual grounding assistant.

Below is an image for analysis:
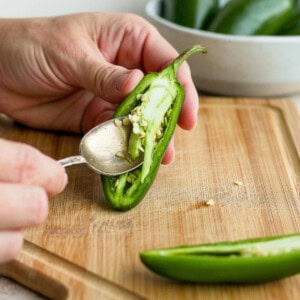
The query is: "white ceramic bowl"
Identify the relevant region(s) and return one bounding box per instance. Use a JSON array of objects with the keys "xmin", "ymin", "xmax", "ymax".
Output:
[{"xmin": 146, "ymin": 0, "xmax": 300, "ymax": 97}]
